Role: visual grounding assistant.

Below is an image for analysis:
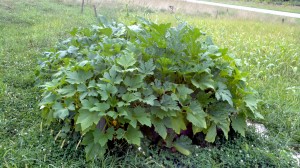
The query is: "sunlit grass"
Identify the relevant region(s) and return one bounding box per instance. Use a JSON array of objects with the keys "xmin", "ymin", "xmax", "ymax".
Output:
[{"xmin": 0, "ymin": 0, "xmax": 299, "ymax": 167}]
